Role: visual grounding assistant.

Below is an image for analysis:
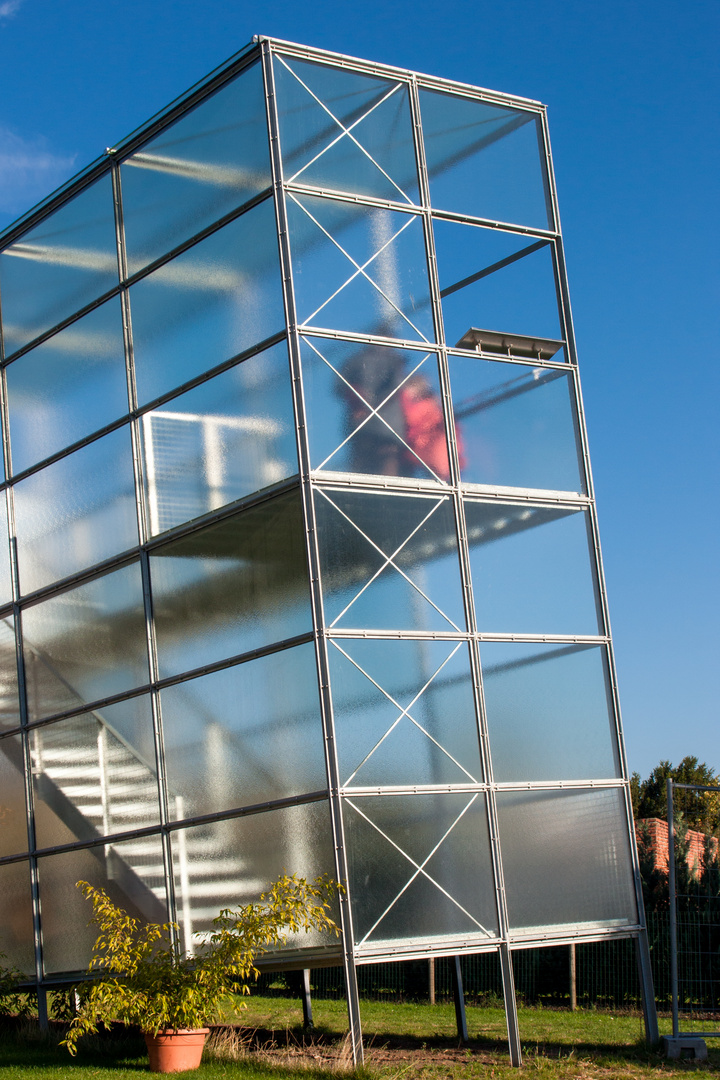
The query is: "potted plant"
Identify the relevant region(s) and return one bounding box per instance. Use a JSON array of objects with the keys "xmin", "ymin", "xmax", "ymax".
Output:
[{"xmin": 62, "ymin": 873, "xmax": 339, "ymax": 1072}]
